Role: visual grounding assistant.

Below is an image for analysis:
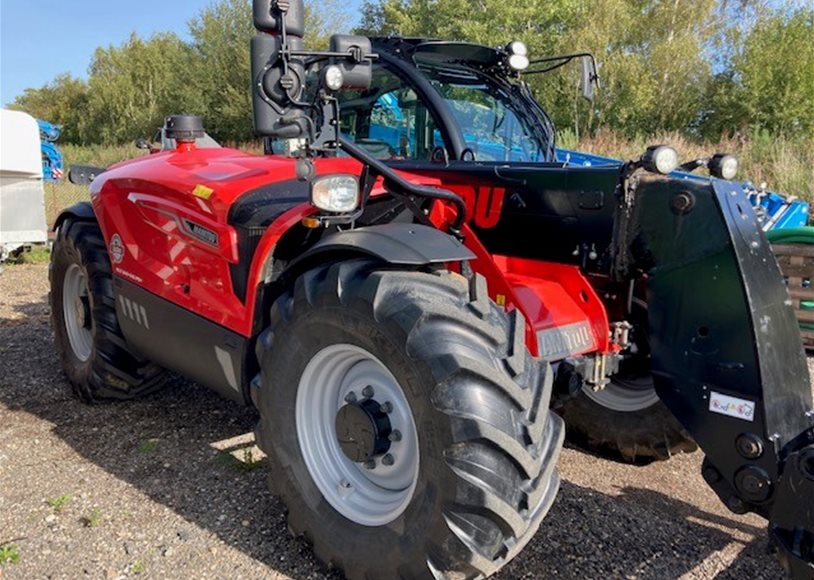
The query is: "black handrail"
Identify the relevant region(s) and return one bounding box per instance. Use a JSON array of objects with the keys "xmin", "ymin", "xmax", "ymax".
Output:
[{"xmin": 339, "ymin": 136, "xmax": 467, "ymax": 235}]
